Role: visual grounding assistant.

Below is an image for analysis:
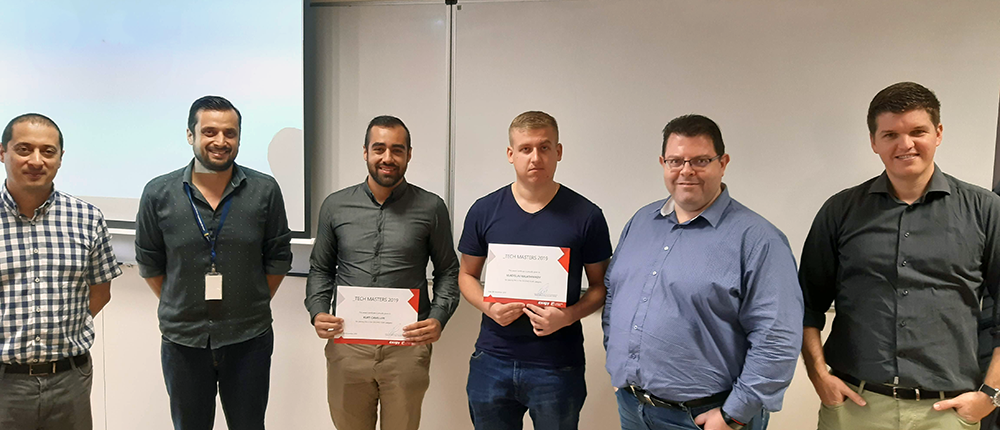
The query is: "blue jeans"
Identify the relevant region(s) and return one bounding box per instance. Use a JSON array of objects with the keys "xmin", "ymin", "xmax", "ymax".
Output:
[
  {"xmin": 467, "ymin": 350, "xmax": 587, "ymax": 430},
  {"xmin": 616, "ymin": 389, "xmax": 769, "ymax": 430},
  {"xmin": 161, "ymin": 329, "xmax": 273, "ymax": 430}
]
